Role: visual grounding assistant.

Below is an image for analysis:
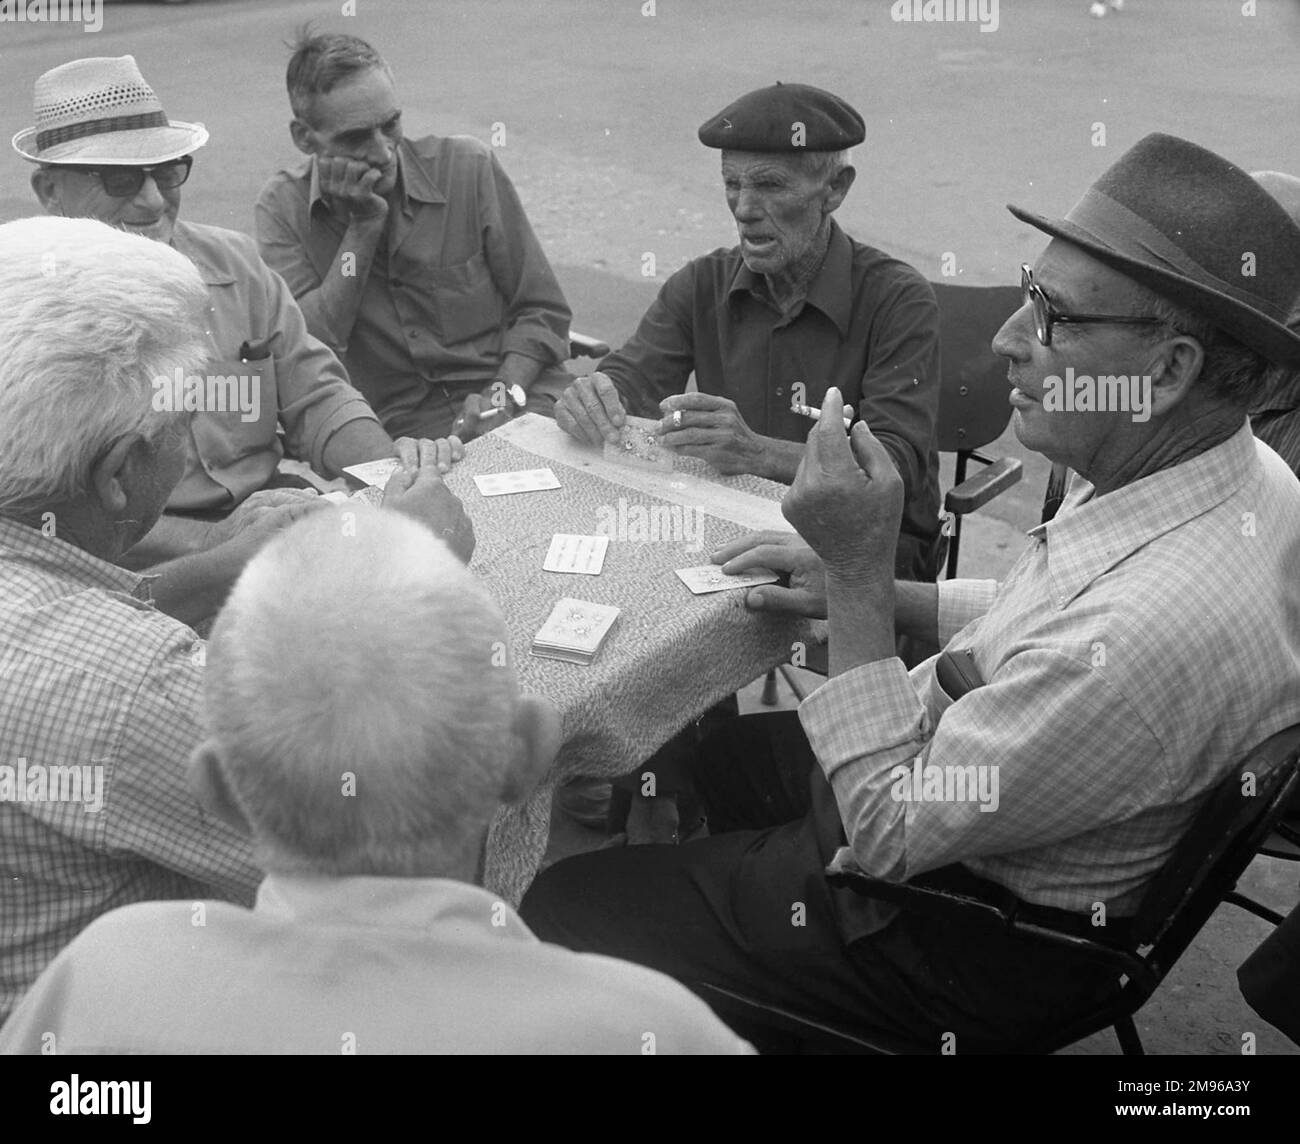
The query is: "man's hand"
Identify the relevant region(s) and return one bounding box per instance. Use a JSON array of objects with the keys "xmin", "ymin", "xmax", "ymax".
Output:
[
  {"xmin": 381, "ymin": 438, "xmax": 476, "ymax": 564},
  {"xmin": 450, "ymin": 393, "xmax": 510, "ymax": 443},
  {"xmin": 212, "ymin": 489, "xmax": 330, "ymax": 558},
  {"xmin": 555, "ymin": 371, "xmax": 626, "ymax": 446},
  {"xmin": 781, "ymin": 386, "xmax": 903, "ymax": 584},
  {"xmin": 317, "ymin": 156, "xmax": 389, "ymax": 222},
  {"xmin": 393, "ymin": 434, "xmax": 463, "ymax": 475},
  {"xmin": 656, "ymin": 392, "xmax": 767, "ymax": 476},
  {"xmin": 711, "ymin": 531, "xmax": 828, "ymax": 618}
]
